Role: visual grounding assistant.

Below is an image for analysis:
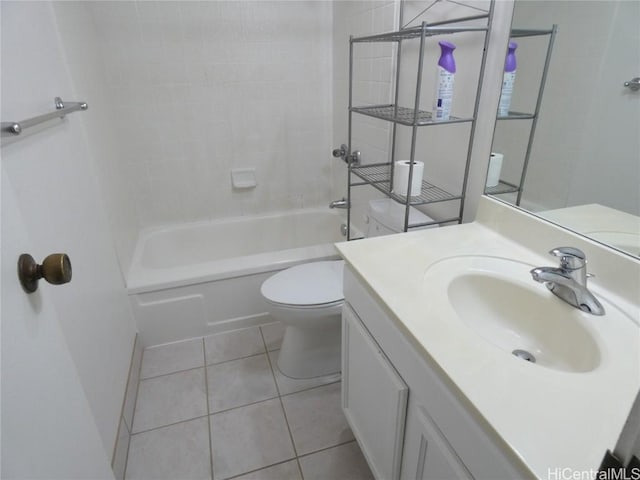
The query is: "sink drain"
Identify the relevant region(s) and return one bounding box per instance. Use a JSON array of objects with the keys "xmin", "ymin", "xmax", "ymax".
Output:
[{"xmin": 512, "ymin": 349, "xmax": 536, "ymax": 363}]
